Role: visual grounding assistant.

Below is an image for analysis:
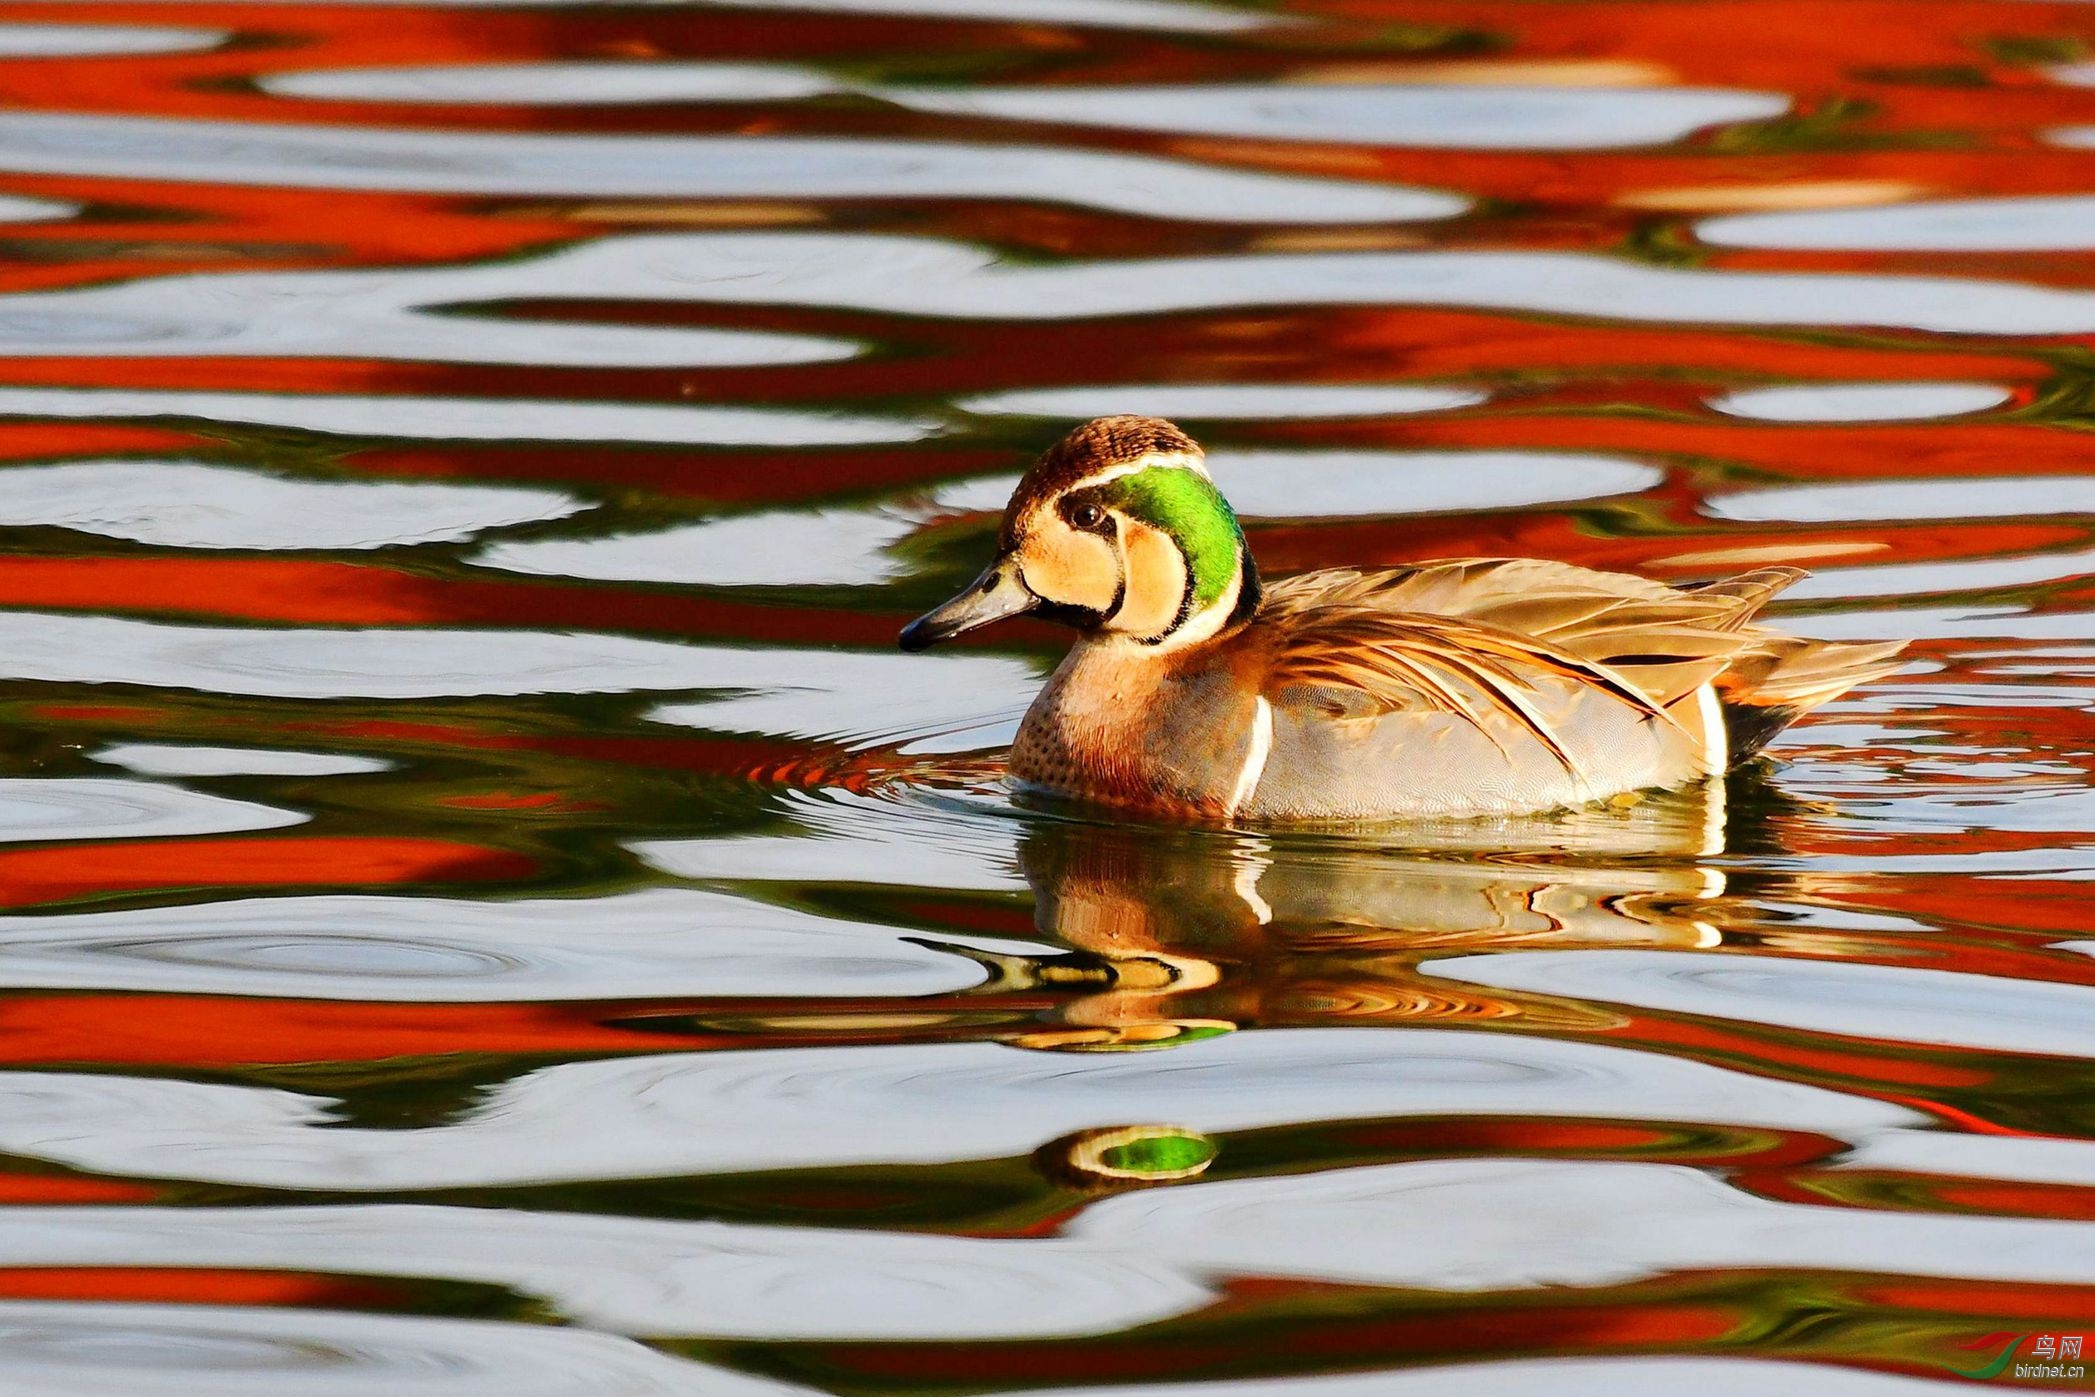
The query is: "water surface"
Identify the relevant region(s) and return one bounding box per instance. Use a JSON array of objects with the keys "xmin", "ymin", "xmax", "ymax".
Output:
[{"xmin": 0, "ymin": 0, "xmax": 2087, "ymax": 1392}]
